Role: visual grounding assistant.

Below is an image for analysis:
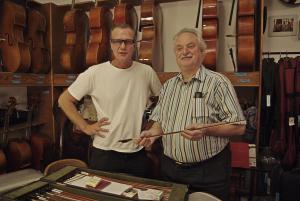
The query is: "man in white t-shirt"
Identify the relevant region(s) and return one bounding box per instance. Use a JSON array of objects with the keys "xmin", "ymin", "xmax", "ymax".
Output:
[{"xmin": 58, "ymin": 24, "xmax": 162, "ymax": 177}]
